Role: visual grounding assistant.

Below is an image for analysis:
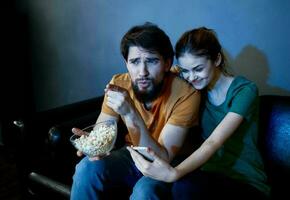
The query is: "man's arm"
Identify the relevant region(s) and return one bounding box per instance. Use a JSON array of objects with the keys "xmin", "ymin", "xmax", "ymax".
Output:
[
  {"xmin": 96, "ymin": 112, "xmax": 119, "ymax": 124},
  {"xmin": 122, "ymin": 111, "xmax": 190, "ymax": 162},
  {"xmin": 115, "ymin": 100, "xmax": 171, "ymax": 161},
  {"xmin": 158, "ymin": 124, "xmax": 189, "ymax": 161},
  {"xmin": 105, "ymin": 84, "xmax": 193, "ymax": 162}
]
